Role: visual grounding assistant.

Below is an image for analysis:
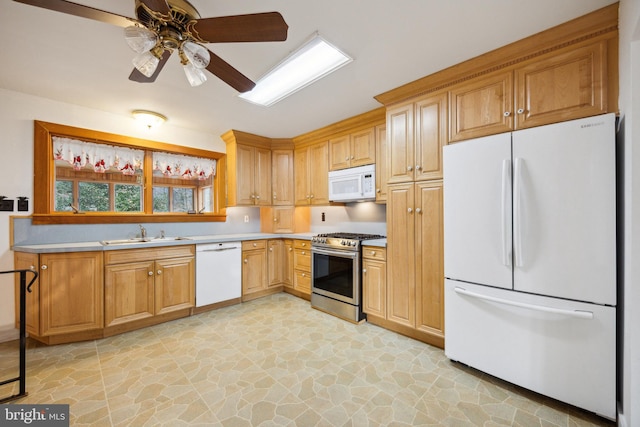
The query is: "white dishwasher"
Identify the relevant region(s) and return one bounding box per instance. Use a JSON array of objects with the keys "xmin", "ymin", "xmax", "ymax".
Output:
[{"xmin": 195, "ymin": 242, "xmax": 242, "ymax": 307}]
